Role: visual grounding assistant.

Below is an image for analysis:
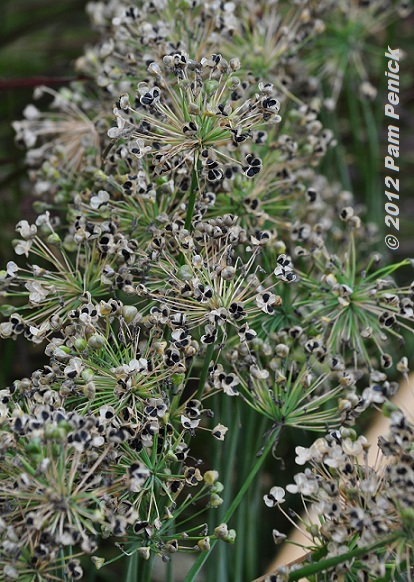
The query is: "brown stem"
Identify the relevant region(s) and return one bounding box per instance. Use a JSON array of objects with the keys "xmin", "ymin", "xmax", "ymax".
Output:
[{"xmin": 0, "ymin": 75, "xmax": 90, "ymax": 91}]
